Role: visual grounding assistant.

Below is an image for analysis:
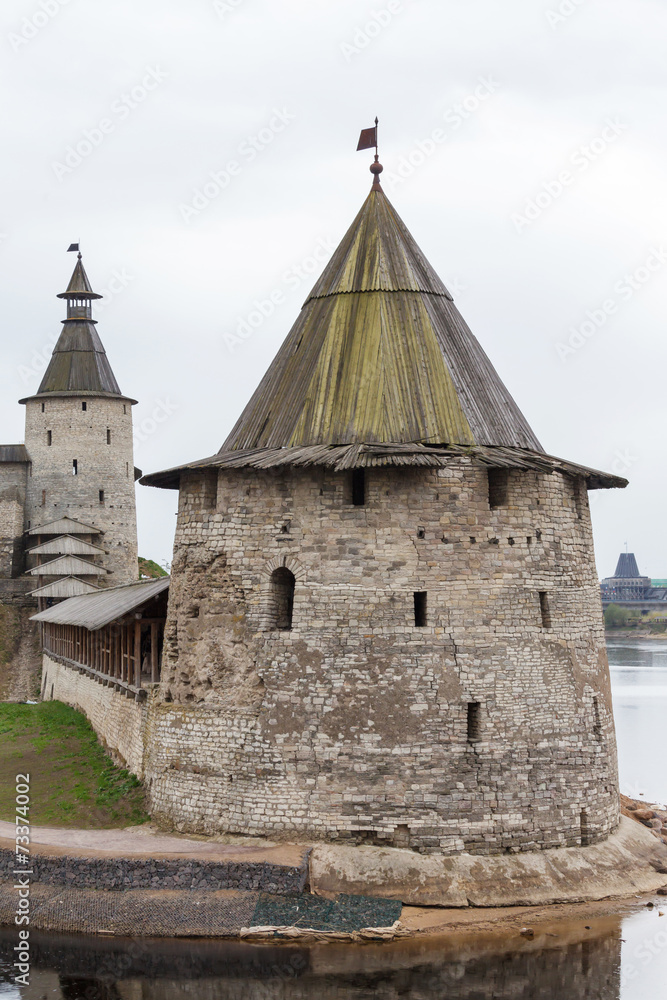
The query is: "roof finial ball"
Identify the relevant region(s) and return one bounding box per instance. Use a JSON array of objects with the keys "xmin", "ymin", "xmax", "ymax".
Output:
[
  {"xmin": 370, "ymin": 155, "xmax": 383, "ymax": 190},
  {"xmin": 357, "ymin": 116, "xmax": 383, "ymax": 190}
]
